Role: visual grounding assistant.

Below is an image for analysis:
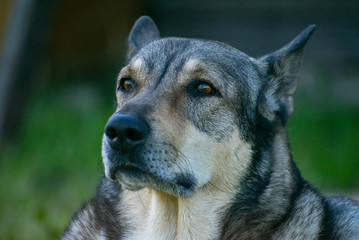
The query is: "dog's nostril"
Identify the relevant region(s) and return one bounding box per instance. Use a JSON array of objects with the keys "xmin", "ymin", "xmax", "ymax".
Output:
[
  {"xmin": 126, "ymin": 128, "xmax": 144, "ymax": 142},
  {"xmin": 105, "ymin": 126, "xmax": 117, "ymax": 140}
]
